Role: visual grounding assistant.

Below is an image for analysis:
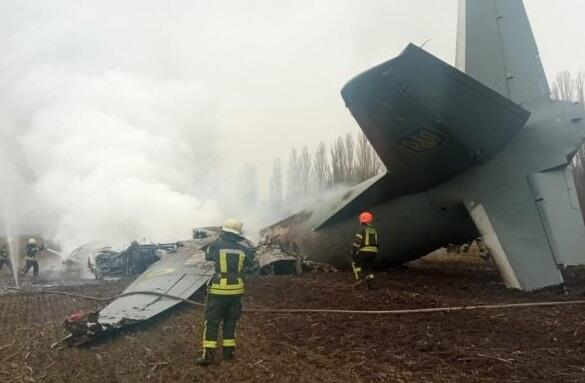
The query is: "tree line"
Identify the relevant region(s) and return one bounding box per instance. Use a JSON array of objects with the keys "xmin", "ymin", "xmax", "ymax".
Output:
[
  {"xmin": 237, "ymin": 70, "xmax": 585, "ymax": 222},
  {"xmin": 269, "ymin": 132, "xmax": 384, "ymax": 214},
  {"xmin": 551, "ymin": 71, "xmax": 585, "ymax": 107},
  {"xmin": 555, "ymin": 71, "xmax": 585, "ymax": 218}
]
